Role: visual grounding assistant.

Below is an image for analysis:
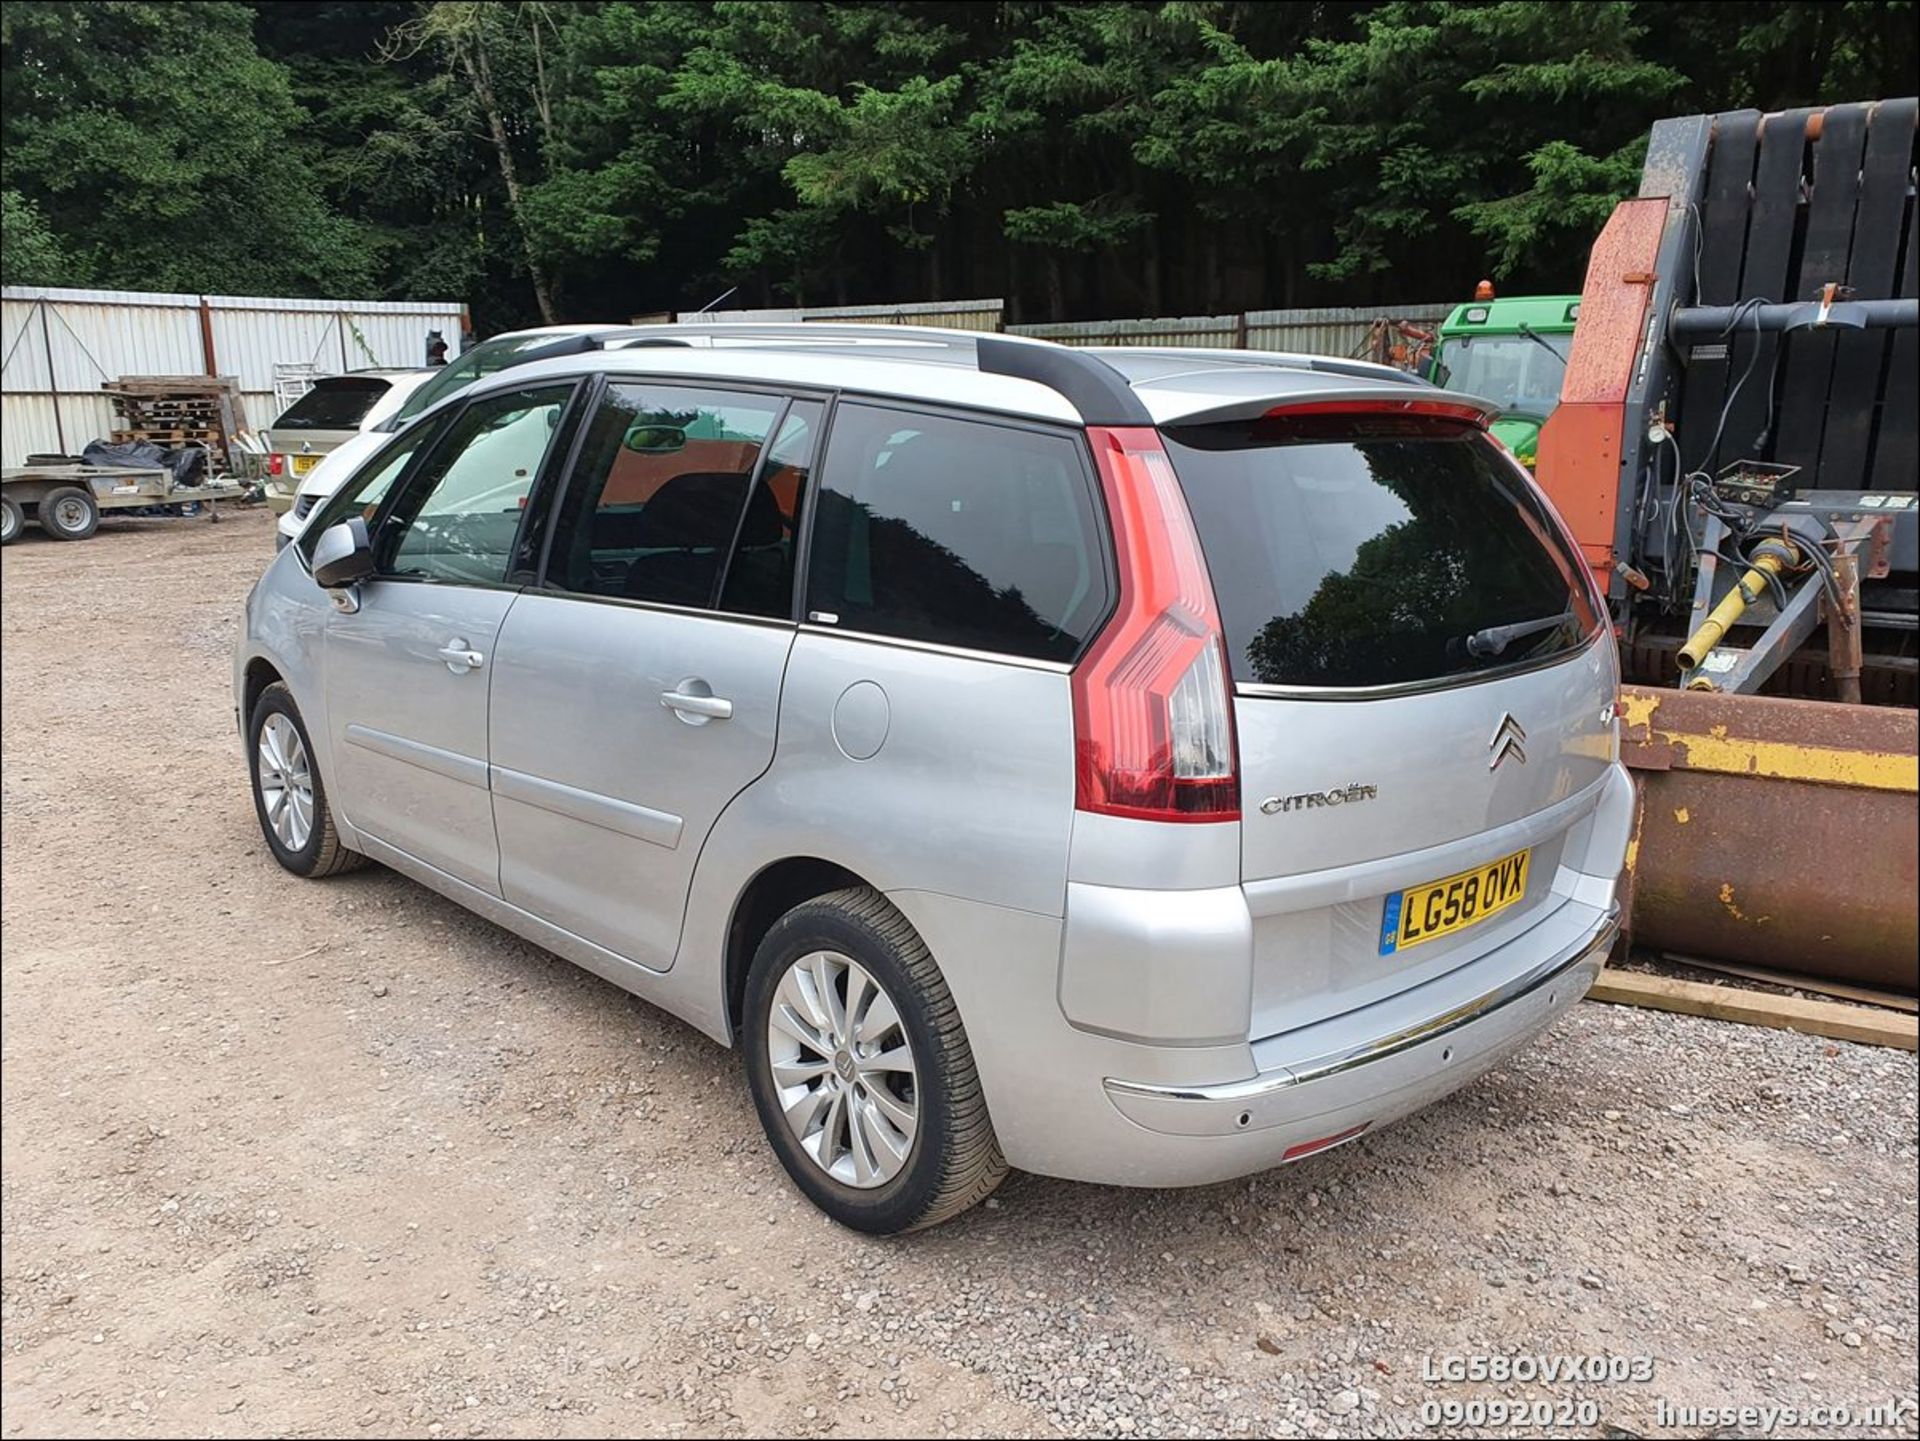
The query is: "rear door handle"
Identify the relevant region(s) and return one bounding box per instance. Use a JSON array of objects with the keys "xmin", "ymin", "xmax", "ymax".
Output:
[
  {"xmin": 437, "ymin": 640, "xmax": 485, "ymax": 673},
  {"xmin": 661, "ymin": 689, "xmax": 732, "ymax": 721}
]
